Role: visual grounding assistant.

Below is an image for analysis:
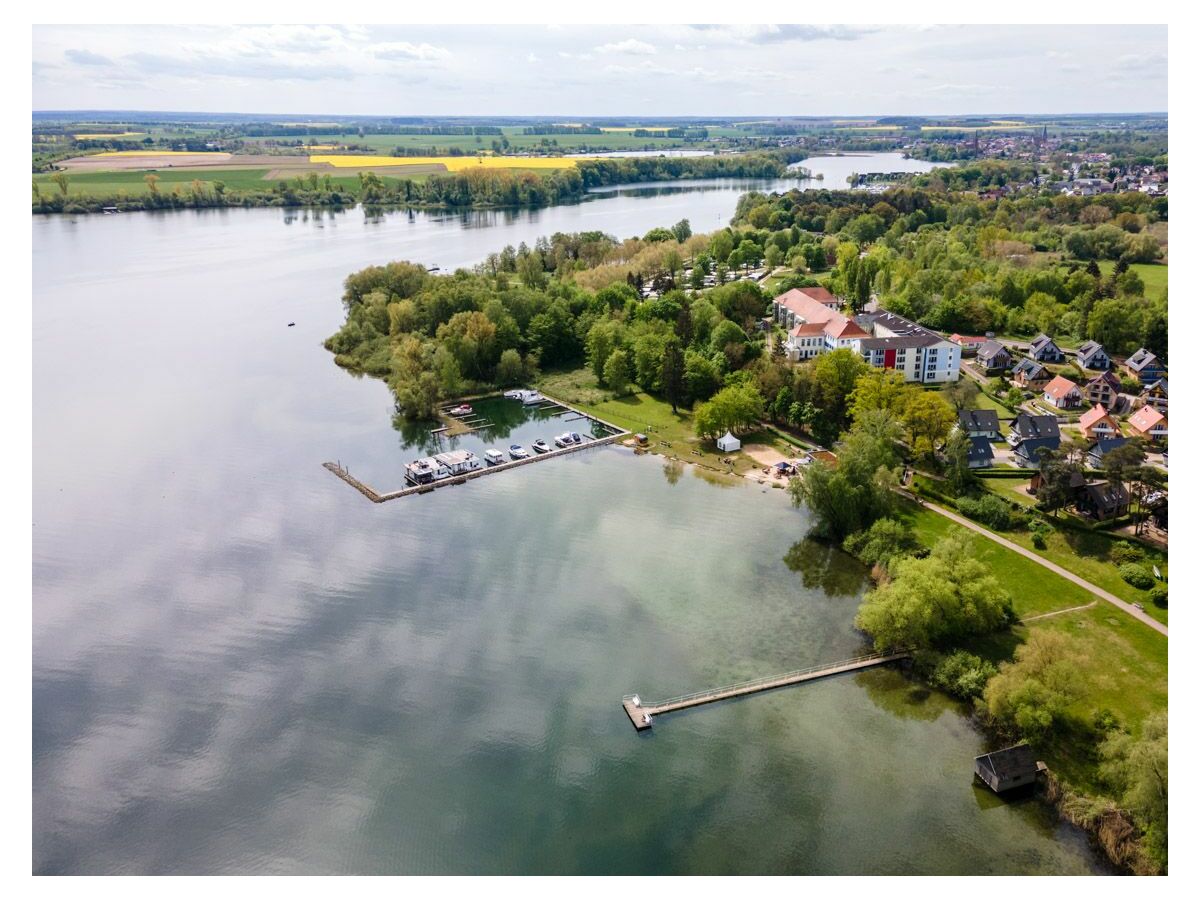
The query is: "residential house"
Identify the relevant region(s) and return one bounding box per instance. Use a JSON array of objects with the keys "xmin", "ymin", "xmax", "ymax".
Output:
[
  {"xmin": 1086, "ymin": 437, "xmax": 1129, "ymax": 470},
  {"xmin": 1084, "ymin": 371, "xmax": 1121, "ymax": 409},
  {"xmin": 1042, "ymin": 375, "xmax": 1082, "ymax": 409},
  {"xmin": 1027, "ymin": 469, "xmax": 1085, "ymax": 496},
  {"xmin": 1076, "ymin": 481, "xmax": 1131, "ymax": 521},
  {"xmin": 1028, "ymin": 333, "xmax": 1065, "ymax": 363},
  {"xmin": 1013, "ymin": 436, "xmax": 1062, "ymax": 468},
  {"xmin": 974, "ymin": 745, "xmax": 1043, "ymax": 794},
  {"xmin": 1128, "ymin": 405, "xmax": 1167, "ymax": 443},
  {"xmin": 967, "ymin": 436, "xmax": 995, "ymax": 469},
  {"xmin": 1009, "ymin": 412, "xmax": 1061, "ymax": 445},
  {"xmin": 958, "ymin": 409, "xmax": 1001, "ymax": 440},
  {"xmin": 1124, "ymin": 348, "xmax": 1165, "ymax": 385},
  {"xmin": 855, "ymin": 310, "xmax": 962, "ymax": 384},
  {"xmin": 1011, "ymin": 358, "xmax": 1051, "ymax": 390},
  {"xmin": 949, "ymin": 334, "xmax": 989, "ymax": 355},
  {"xmin": 1078, "ymin": 404, "xmax": 1121, "ymax": 440},
  {"xmin": 1077, "ymin": 340, "xmax": 1110, "ymax": 371},
  {"xmin": 975, "ymin": 340, "xmax": 1012, "ymax": 375},
  {"xmin": 1139, "ymin": 378, "xmax": 1167, "ymax": 413}
]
